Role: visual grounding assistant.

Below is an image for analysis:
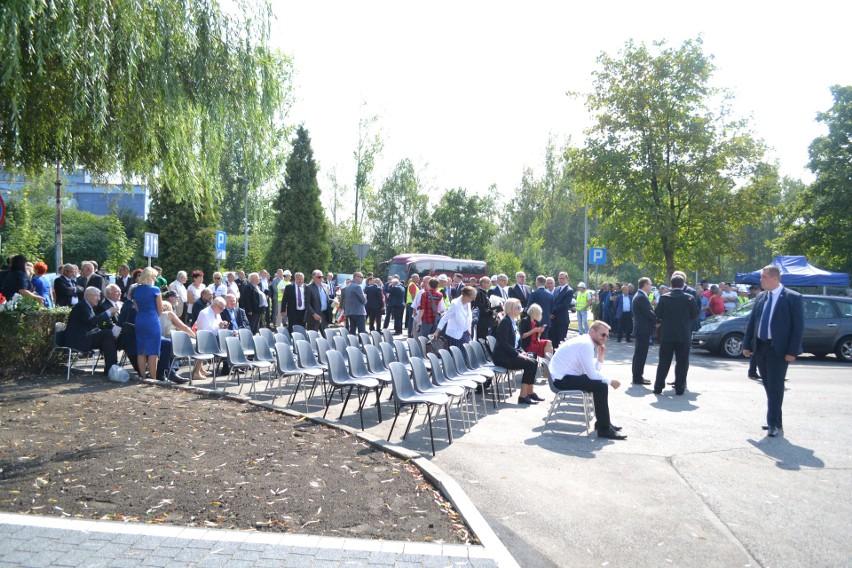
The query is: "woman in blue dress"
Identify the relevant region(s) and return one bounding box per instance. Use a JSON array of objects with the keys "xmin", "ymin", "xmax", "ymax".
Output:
[
  {"xmin": 31, "ymin": 261, "xmax": 54, "ymax": 307},
  {"xmin": 133, "ymin": 267, "xmax": 163, "ymax": 378}
]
